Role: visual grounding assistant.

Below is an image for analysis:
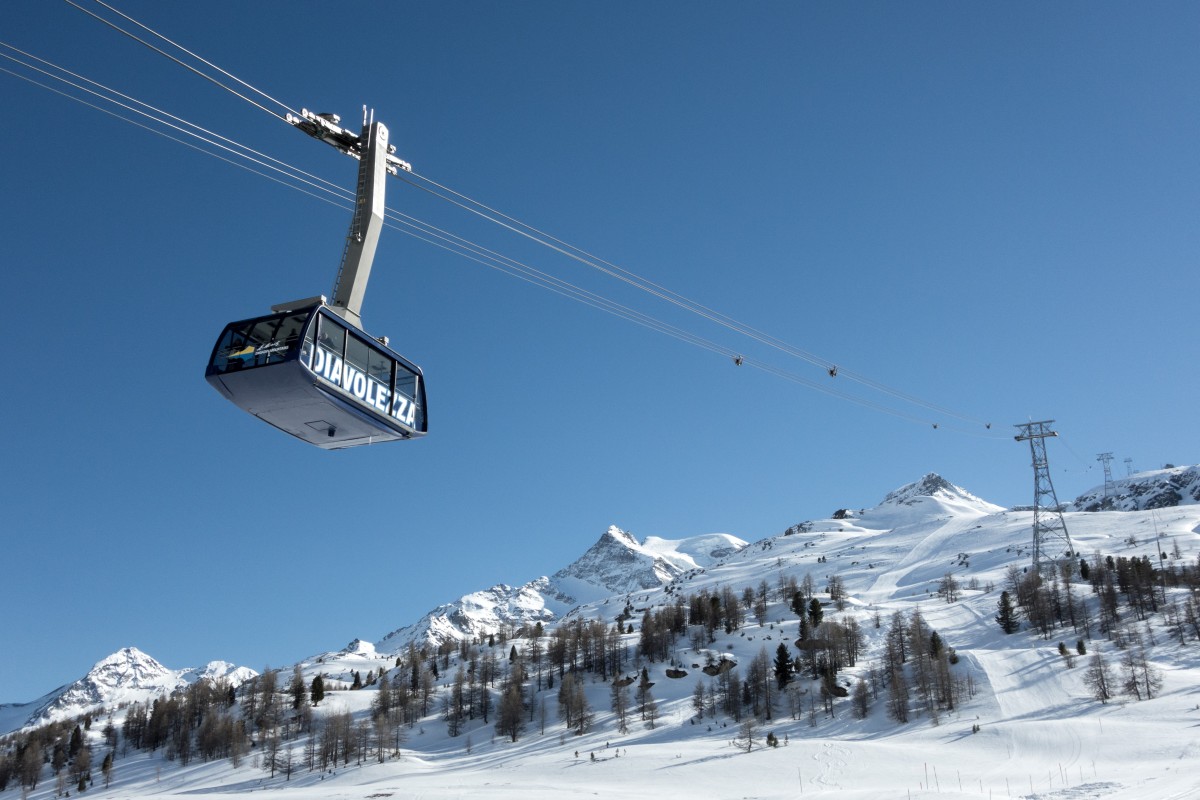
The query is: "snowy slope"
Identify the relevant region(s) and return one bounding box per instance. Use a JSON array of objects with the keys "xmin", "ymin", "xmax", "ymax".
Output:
[{"xmin": 6, "ymin": 472, "xmax": 1200, "ymax": 800}]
